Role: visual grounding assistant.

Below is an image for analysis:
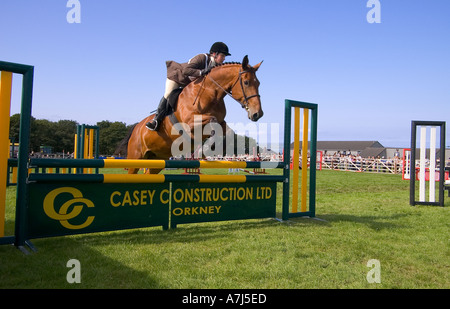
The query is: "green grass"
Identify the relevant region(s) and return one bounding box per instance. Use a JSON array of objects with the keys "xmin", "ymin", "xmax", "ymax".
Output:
[{"xmin": 1, "ymin": 169, "xmax": 449, "ymax": 289}]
